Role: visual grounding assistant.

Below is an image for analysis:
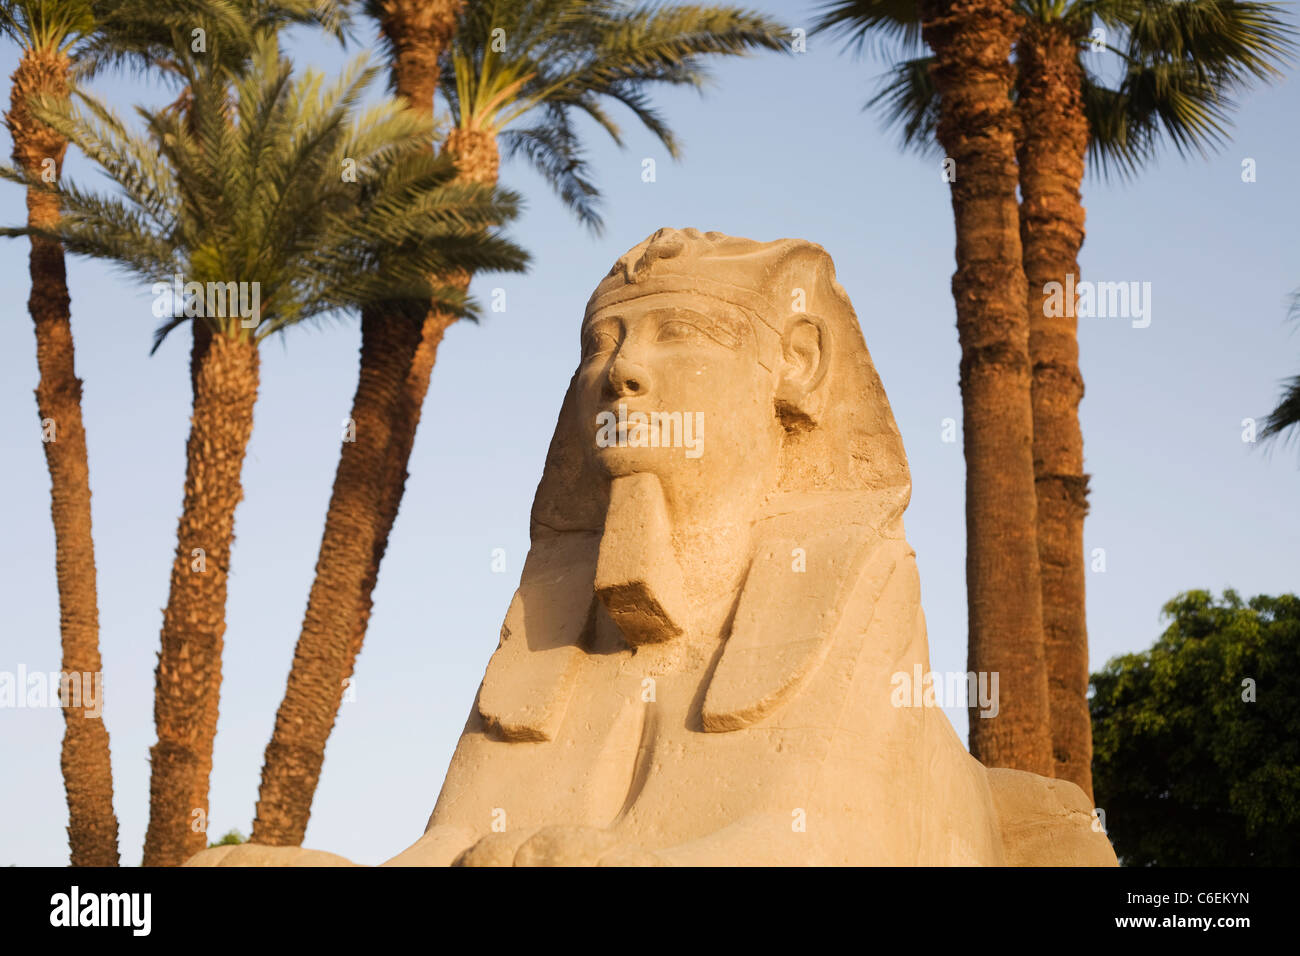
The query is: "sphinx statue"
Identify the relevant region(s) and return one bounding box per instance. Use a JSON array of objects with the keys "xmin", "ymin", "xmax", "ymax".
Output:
[{"xmin": 189, "ymin": 228, "xmax": 1115, "ymax": 867}]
